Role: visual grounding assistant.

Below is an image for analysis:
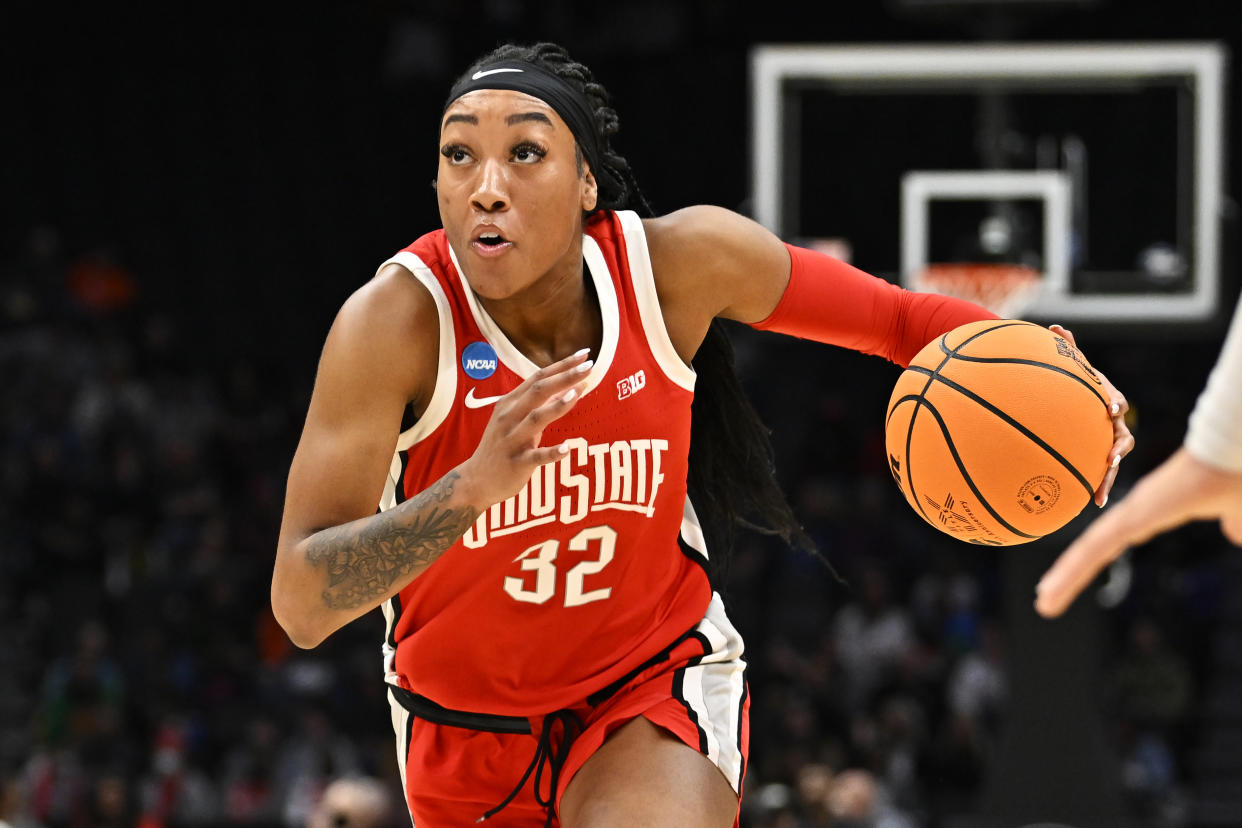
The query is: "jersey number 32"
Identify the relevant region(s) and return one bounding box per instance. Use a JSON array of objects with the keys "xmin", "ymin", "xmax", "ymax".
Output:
[{"xmin": 503, "ymin": 525, "xmax": 616, "ymax": 607}]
